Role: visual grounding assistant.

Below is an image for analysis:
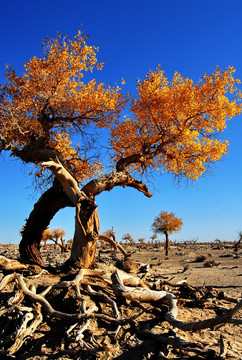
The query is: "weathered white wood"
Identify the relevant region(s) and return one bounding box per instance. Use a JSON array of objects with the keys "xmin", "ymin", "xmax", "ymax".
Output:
[
  {"xmin": 42, "ymin": 160, "xmax": 82, "ymax": 205},
  {"xmin": 42, "ymin": 160, "xmax": 100, "ymax": 267},
  {"xmin": 15, "ymin": 273, "xmax": 134, "ymax": 324},
  {"xmin": 76, "ymin": 320, "xmax": 90, "ymax": 342},
  {"xmin": 0, "ymin": 255, "xmax": 27, "ymax": 270},
  {"xmin": 4, "ymin": 304, "xmax": 43, "ymax": 356},
  {"xmin": 111, "ymin": 269, "xmax": 169, "ymax": 302}
]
